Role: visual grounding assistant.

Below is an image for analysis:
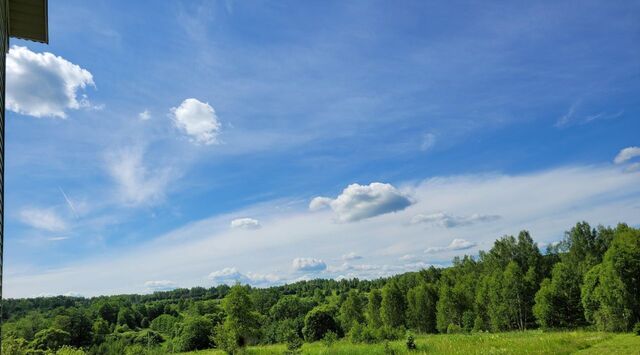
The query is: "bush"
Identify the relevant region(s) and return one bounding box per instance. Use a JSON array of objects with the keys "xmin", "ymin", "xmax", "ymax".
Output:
[
  {"xmin": 302, "ymin": 305, "xmax": 341, "ymax": 341},
  {"xmin": 383, "ymin": 341, "xmax": 397, "ymax": 355},
  {"xmin": 30, "ymin": 328, "xmax": 71, "ymax": 351},
  {"xmin": 406, "ymin": 333, "xmax": 417, "ymax": 350},
  {"xmin": 285, "ymin": 331, "xmax": 303, "ymax": 355},
  {"xmin": 633, "ymin": 322, "xmax": 640, "ymax": 336},
  {"xmin": 322, "ymin": 330, "xmax": 338, "ymax": 347},
  {"xmin": 446, "ymin": 323, "xmax": 463, "ymax": 334},
  {"xmin": 56, "ymin": 346, "xmax": 86, "ymax": 355},
  {"xmin": 173, "ymin": 317, "xmax": 214, "ymax": 352},
  {"xmin": 212, "ymin": 323, "xmax": 239, "ymax": 355},
  {"xmin": 150, "ymin": 314, "xmax": 177, "ymax": 336}
]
